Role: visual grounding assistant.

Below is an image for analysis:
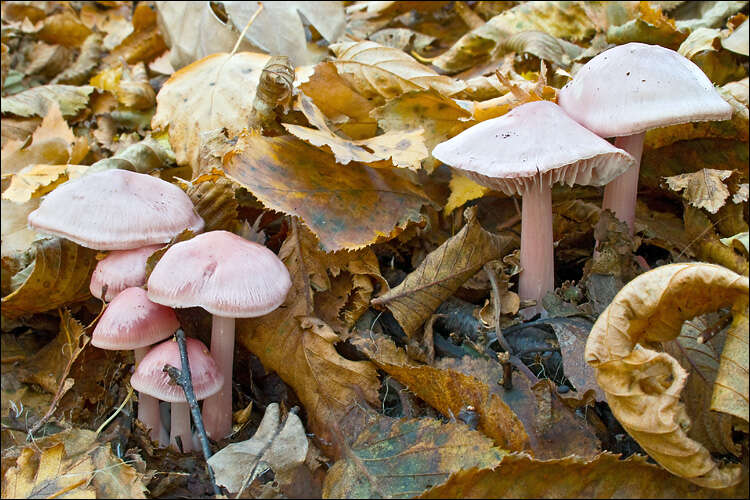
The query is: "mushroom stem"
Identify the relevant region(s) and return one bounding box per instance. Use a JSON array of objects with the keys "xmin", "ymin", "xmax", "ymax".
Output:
[
  {"xmin": 602, "ymin": 132, "xmax": 645, "ymax": 234},
  {"xmin": 170, "ymin": 402, "xmax": 192, "ymax": 452},
  {"xmin": 519, "ymin": 182, "xmax": 554, "ymax": 319},
  {"xmin": 134, "ymin": 347, "xmax": 162, "ymax": 444},
  {"xmin": 203, "ymin": 315, "xmax": 235, "ymax": 440}
]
